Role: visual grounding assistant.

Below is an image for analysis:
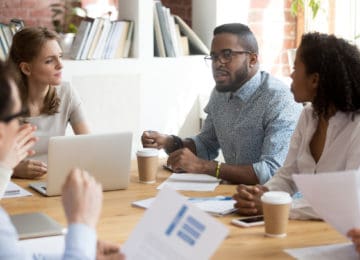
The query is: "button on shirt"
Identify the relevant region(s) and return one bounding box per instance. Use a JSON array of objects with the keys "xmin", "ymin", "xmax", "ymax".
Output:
[{"xmin": 192, "ymin": 71, "xmax": 302, "ymax": 184}]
